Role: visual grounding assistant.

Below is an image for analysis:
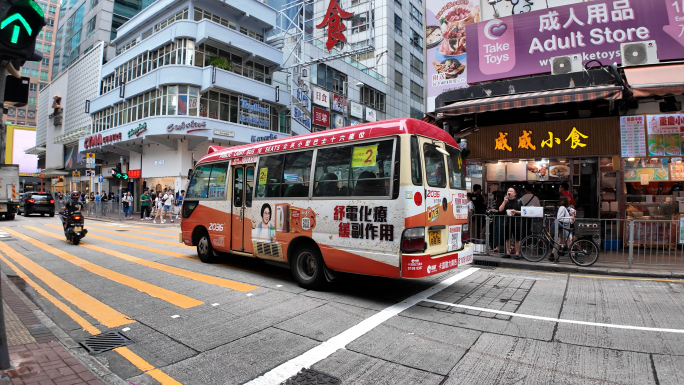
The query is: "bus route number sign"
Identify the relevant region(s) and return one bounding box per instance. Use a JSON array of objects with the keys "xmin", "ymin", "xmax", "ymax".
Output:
[{"xmin": 351, "ymin": 145, "xmax": 377, "ymax": 167}]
